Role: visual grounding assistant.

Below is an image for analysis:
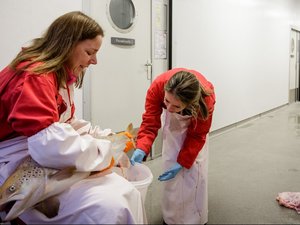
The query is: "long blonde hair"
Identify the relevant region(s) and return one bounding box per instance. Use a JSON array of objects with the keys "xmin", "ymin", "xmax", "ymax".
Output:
[
  {"xmin": 164, "ymin": 70, "xmax": 211, "ymax": 120},
  {"xmin": 9, "ymin": 11, "xmax": 104, "ymax": 88}
]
